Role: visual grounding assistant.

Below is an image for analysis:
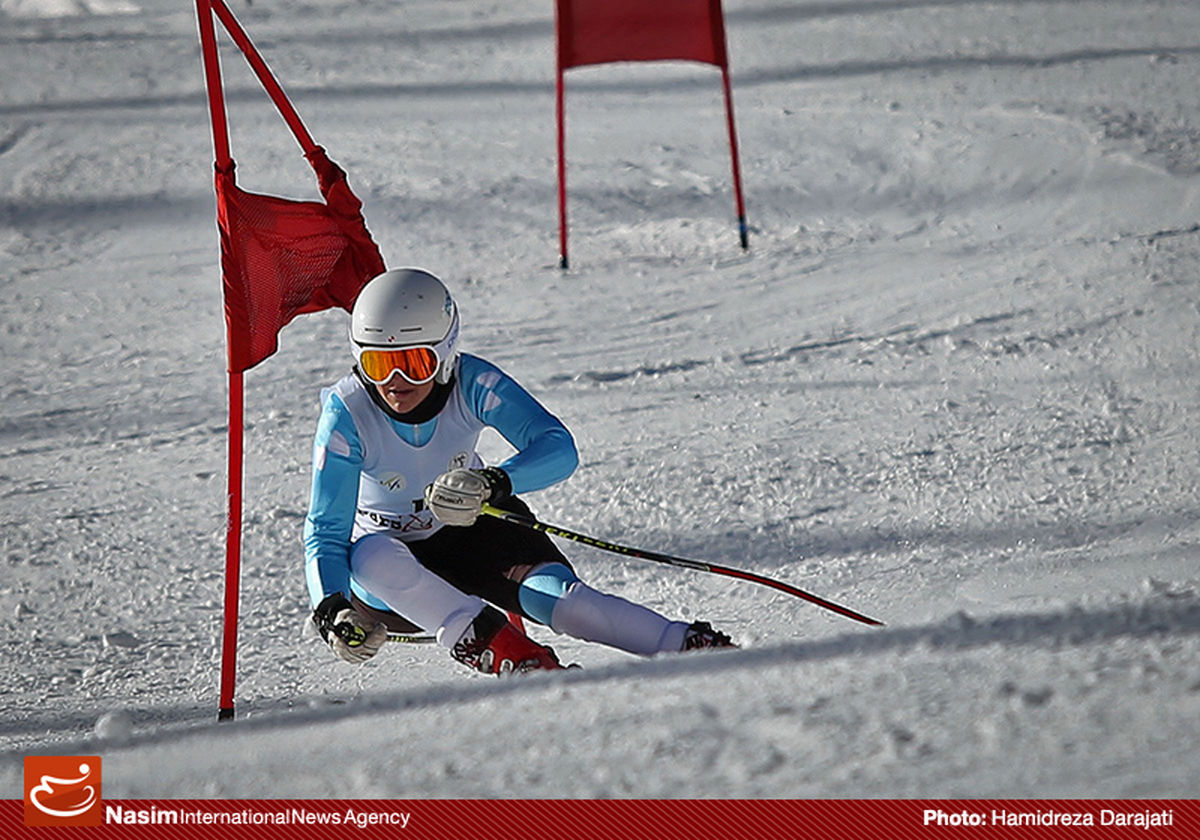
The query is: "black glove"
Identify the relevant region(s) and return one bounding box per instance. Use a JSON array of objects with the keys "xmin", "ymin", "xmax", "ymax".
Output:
[{"xmin": 312, "ymin": 593, "xmax": 387, "ymax": 664}]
